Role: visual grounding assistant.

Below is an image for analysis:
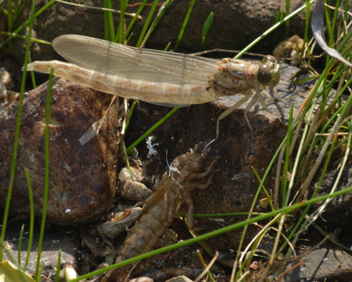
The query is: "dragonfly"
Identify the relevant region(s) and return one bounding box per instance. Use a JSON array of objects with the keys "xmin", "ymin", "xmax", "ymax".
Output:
[{"xmin": 27, "ymin": 34, "xmax": 281, "ymax": 139}]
